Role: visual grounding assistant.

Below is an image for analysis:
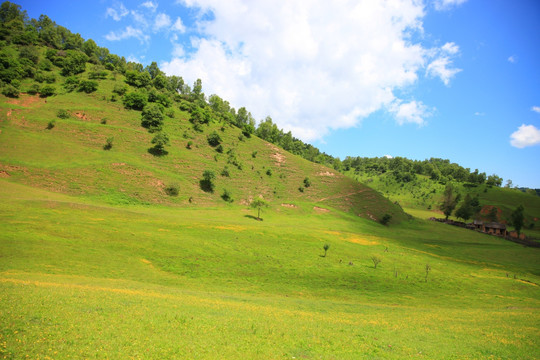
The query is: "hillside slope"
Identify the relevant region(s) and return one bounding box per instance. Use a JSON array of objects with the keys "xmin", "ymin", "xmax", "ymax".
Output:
[{"xmin": 0, "ymin": 84, "xmax": 405, "ymax": 222}]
